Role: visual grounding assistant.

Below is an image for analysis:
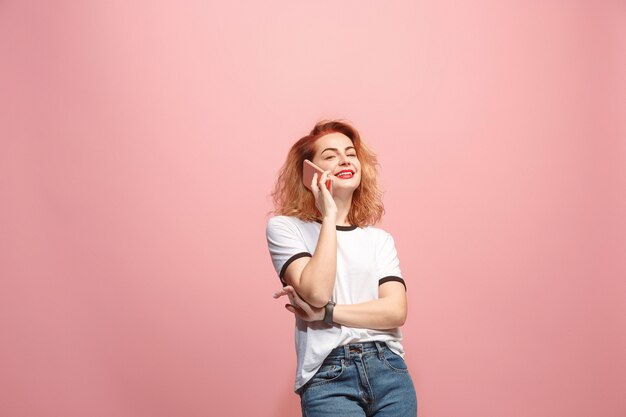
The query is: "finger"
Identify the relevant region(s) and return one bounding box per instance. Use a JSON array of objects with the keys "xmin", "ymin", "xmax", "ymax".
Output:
[
  {"xmin": 273, "ymin": 285, "xmax": 296, "ymax": 299},
  {"xmin": 318, "ymin": 170, "xmax": 328, "ymax": 186},
  {"xmin": 311, "ymin": 172, "xmax": 319, "ymax": 192},
  {"xmin": 311, "ymin": 173, "xmax": 323, "ymax": 201},
  {"xmin": 273, "ymin": 286, "xmax": 290, "ymax": 298},
  {"xmin": 285, "ymin": 304, "xmax": 304, "ymax": 316},
  {"xmin": 285, "ymin": 304, "xmax": 308, "ymax": 321},
  {"xmin": 273, "ymin": 290, "xmax": 287, "ymax": 299},
  {"xmin": 319, "ymin": 171, "xmax": 333, "ymax": 193},
  {"xmin": 290, "ymin": 296, "xmax": 310, "ymax": 311}
]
